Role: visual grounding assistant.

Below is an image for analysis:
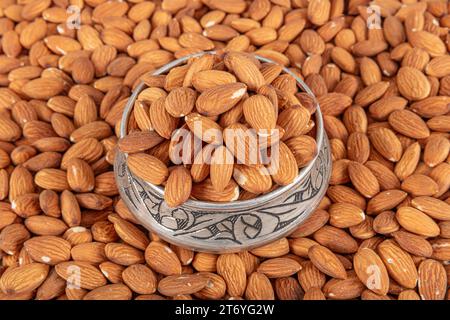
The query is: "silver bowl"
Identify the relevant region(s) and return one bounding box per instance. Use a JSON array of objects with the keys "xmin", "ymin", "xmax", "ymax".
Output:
[{"xmin": 114, "ymin": 51, "xmax": 331, "ymax": 253}]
